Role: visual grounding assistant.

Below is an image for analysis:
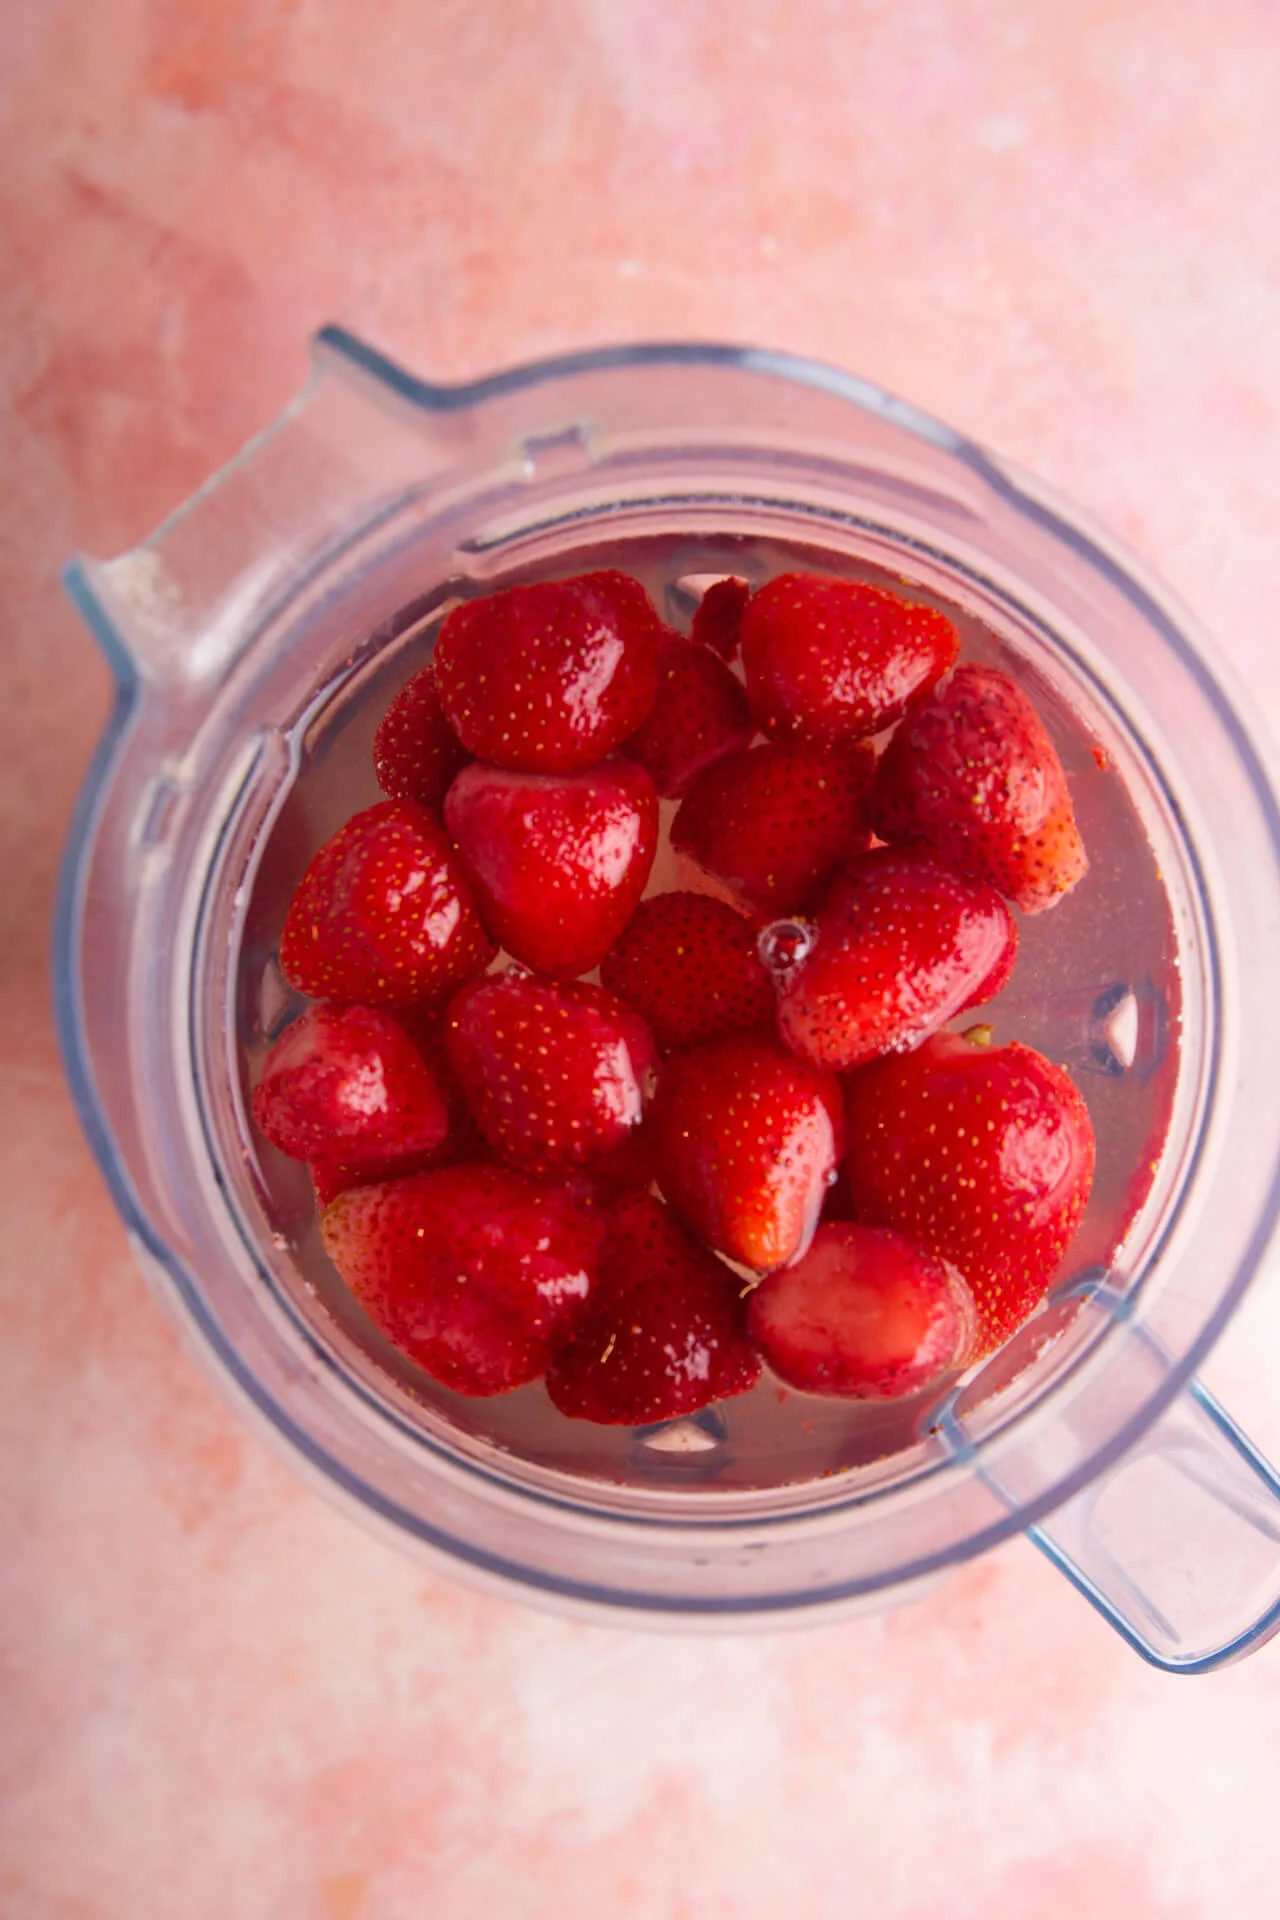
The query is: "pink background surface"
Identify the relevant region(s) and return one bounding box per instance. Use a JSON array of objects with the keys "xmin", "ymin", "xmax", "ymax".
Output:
[{"xmin": 6, "ymin": 3, "xmax": 1280, "ymax": 1914}]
